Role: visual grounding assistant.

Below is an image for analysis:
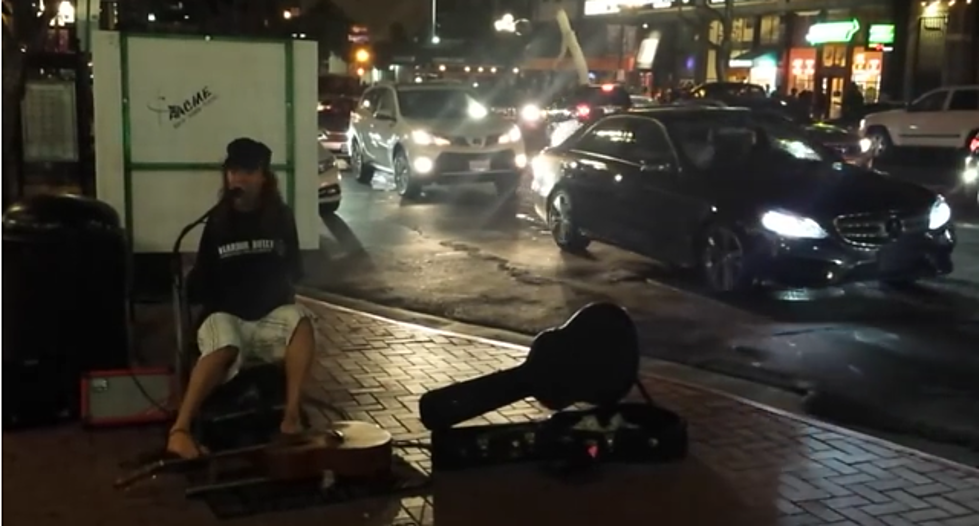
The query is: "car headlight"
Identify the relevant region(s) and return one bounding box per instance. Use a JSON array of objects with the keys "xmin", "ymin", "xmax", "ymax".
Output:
[
  {"xmin": 498, "ymin": 126, "xmax": 522, "ymax": 144},
  {"xmin": 928, "ymin": 196, "xmax": 952, "ymax": 230},
  {"xmin": 859, "ymin": 138, "xmax": 872, "ymax": 152},
  {"xmin": 760, "ymin": 210, "xmax": 828, "ymax": 239},
  {"xmin": 858, "ymin": 118, "xmax": 867, "ymax": 131},
  {"xmin": 468, "ymin": 102, "xmax": 488, "ymax": 119},
  {"xmin": 411, "ymin": 129, "xmax": 450, "ymax": 146},
  {"xmin": 520, "ymin": 104, "xmax": 541, "ymax": 122}
]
